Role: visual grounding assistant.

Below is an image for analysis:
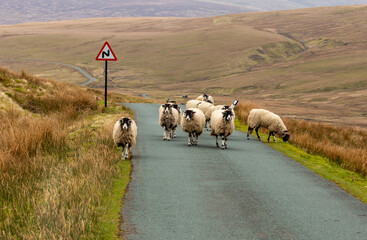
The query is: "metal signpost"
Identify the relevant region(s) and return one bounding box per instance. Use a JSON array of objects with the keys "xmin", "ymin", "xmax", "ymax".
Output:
[{"xmin": 95, "ymin": 41, "xmax": 117, "ymax": 108}]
